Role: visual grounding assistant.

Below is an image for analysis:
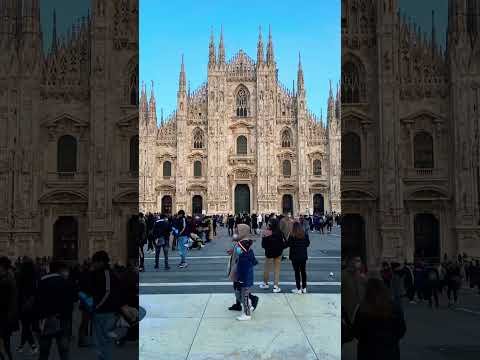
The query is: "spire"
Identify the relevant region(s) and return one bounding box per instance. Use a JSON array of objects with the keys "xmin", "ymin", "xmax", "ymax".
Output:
[
  {"xmin": 328, "ymin": 80, "xmax": 335, "ymax": 121},
  {"xmin": 335, "ymin": 81, "xmax": 340, "ymax": 119},
  {"xmin": 257, "ymin": 26, "xmax": 264, "ymax": 65},
  {"xmin": 266, "ymin": 25, "xmax": 275, "ymax": 65},
  {"xmin": 148, "ymin": 81, "xmax": 157, "ymax": 127},
  {"xmin": 160, "ymin": 108, "xmax": 164, "ymax": 126},
  {"xmin": 297, "ymin": 52, "xmax": 304, "ymax": 92},
  {"xmin": 51, "ymin": 9, "xmax": 58, "ymax": 54},
  {"xmin": 179, "ymin": 54, "xmax": 186, "ymax": 93},
  {"xmin": 431, "ymin": 10, "xmax": 437, "ymax": 56},
  {"xmin": 140, "ymin": 81, "xmax": 148, "ymax": 122},
  {"xmin": 218, "ymin": 26, "xmax": 225, "ymax": 64},
  {"xmin": 208, "ymin": 28, "xmax": 216, "ymax": 68}
]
